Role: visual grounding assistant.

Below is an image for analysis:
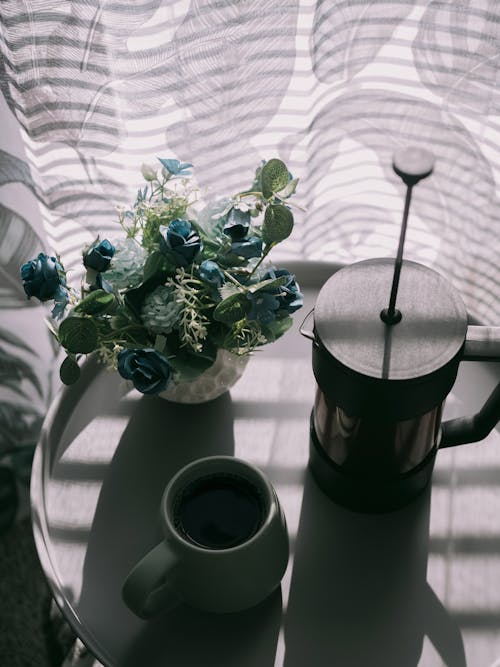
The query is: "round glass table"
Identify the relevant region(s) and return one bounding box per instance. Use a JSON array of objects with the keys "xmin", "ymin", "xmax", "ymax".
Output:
[{"xmin": 31, "ymin": 261, "xmax": 500, "ymax": 667}]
